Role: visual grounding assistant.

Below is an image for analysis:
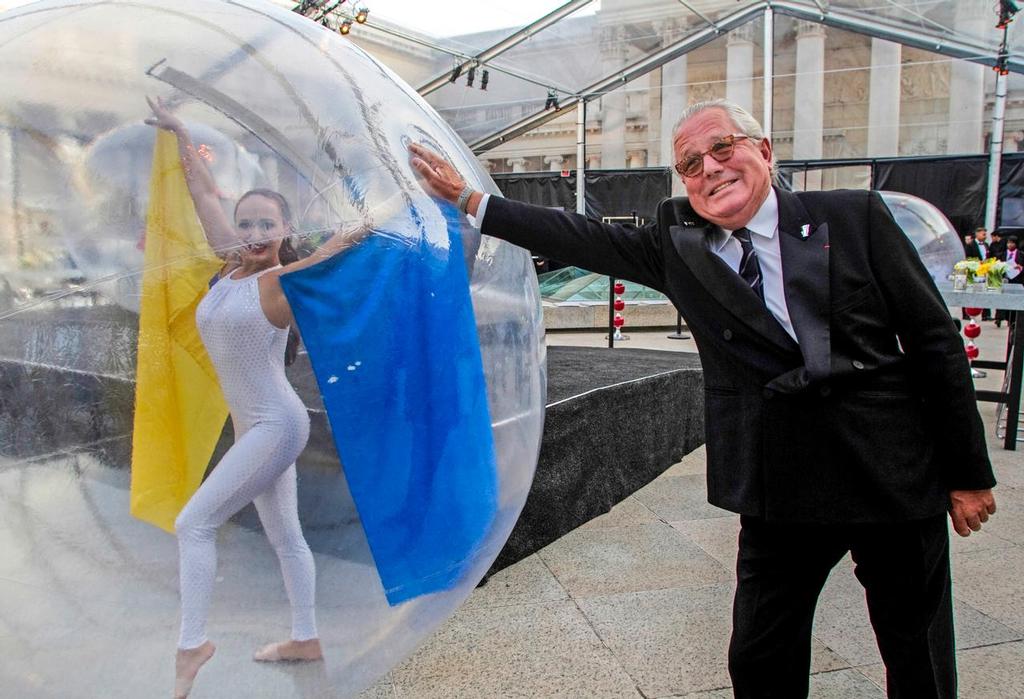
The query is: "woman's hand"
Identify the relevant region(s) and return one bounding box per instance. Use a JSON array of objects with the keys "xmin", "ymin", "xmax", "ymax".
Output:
[{"xmin": 144, "ymin": 96, "xmax": 184, "ymax": 133}]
